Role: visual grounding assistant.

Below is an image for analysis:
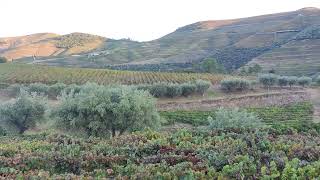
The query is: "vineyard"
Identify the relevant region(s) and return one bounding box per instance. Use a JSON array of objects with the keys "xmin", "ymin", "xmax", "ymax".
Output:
[
  {"xmin": 0, "ymin": 126, "xmax": 320, "ymax": 179},
  {"xmin": 160, "ymin": 102, "xmax": 314, "ymax": 126},
  {"xmin": 0, "ymin": 64, "xmax": 225, "ymax": 85}
]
